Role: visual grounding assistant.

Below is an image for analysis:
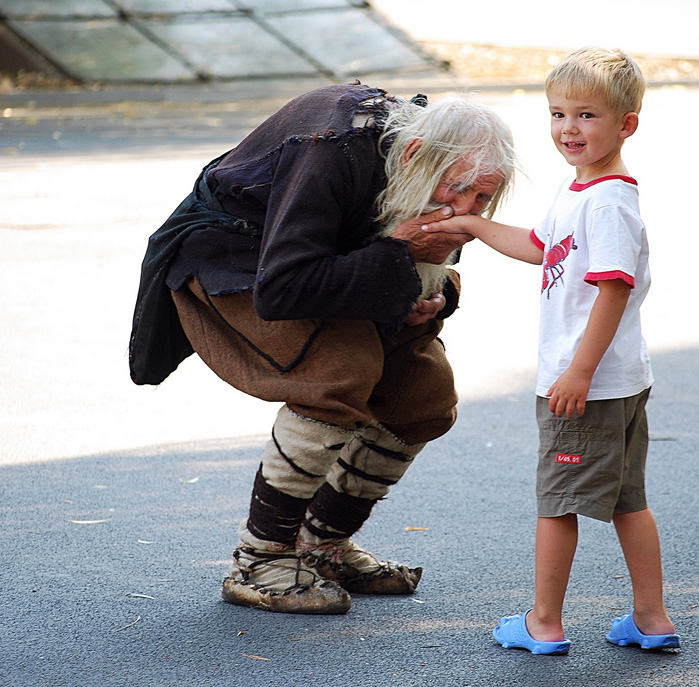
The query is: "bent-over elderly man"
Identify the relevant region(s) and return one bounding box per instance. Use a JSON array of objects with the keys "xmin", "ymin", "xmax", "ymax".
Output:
[{"xmin": 129, "ymin": 81, "xmax": 515, "ymax": 614}]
